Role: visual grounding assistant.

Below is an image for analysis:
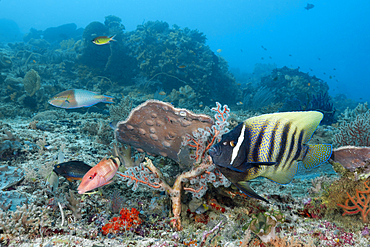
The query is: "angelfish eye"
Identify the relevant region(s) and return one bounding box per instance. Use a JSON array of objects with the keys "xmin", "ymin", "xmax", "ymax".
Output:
[{"xmin": 230, "ymin": 141, "xmax": 235, "ymax": 147}]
